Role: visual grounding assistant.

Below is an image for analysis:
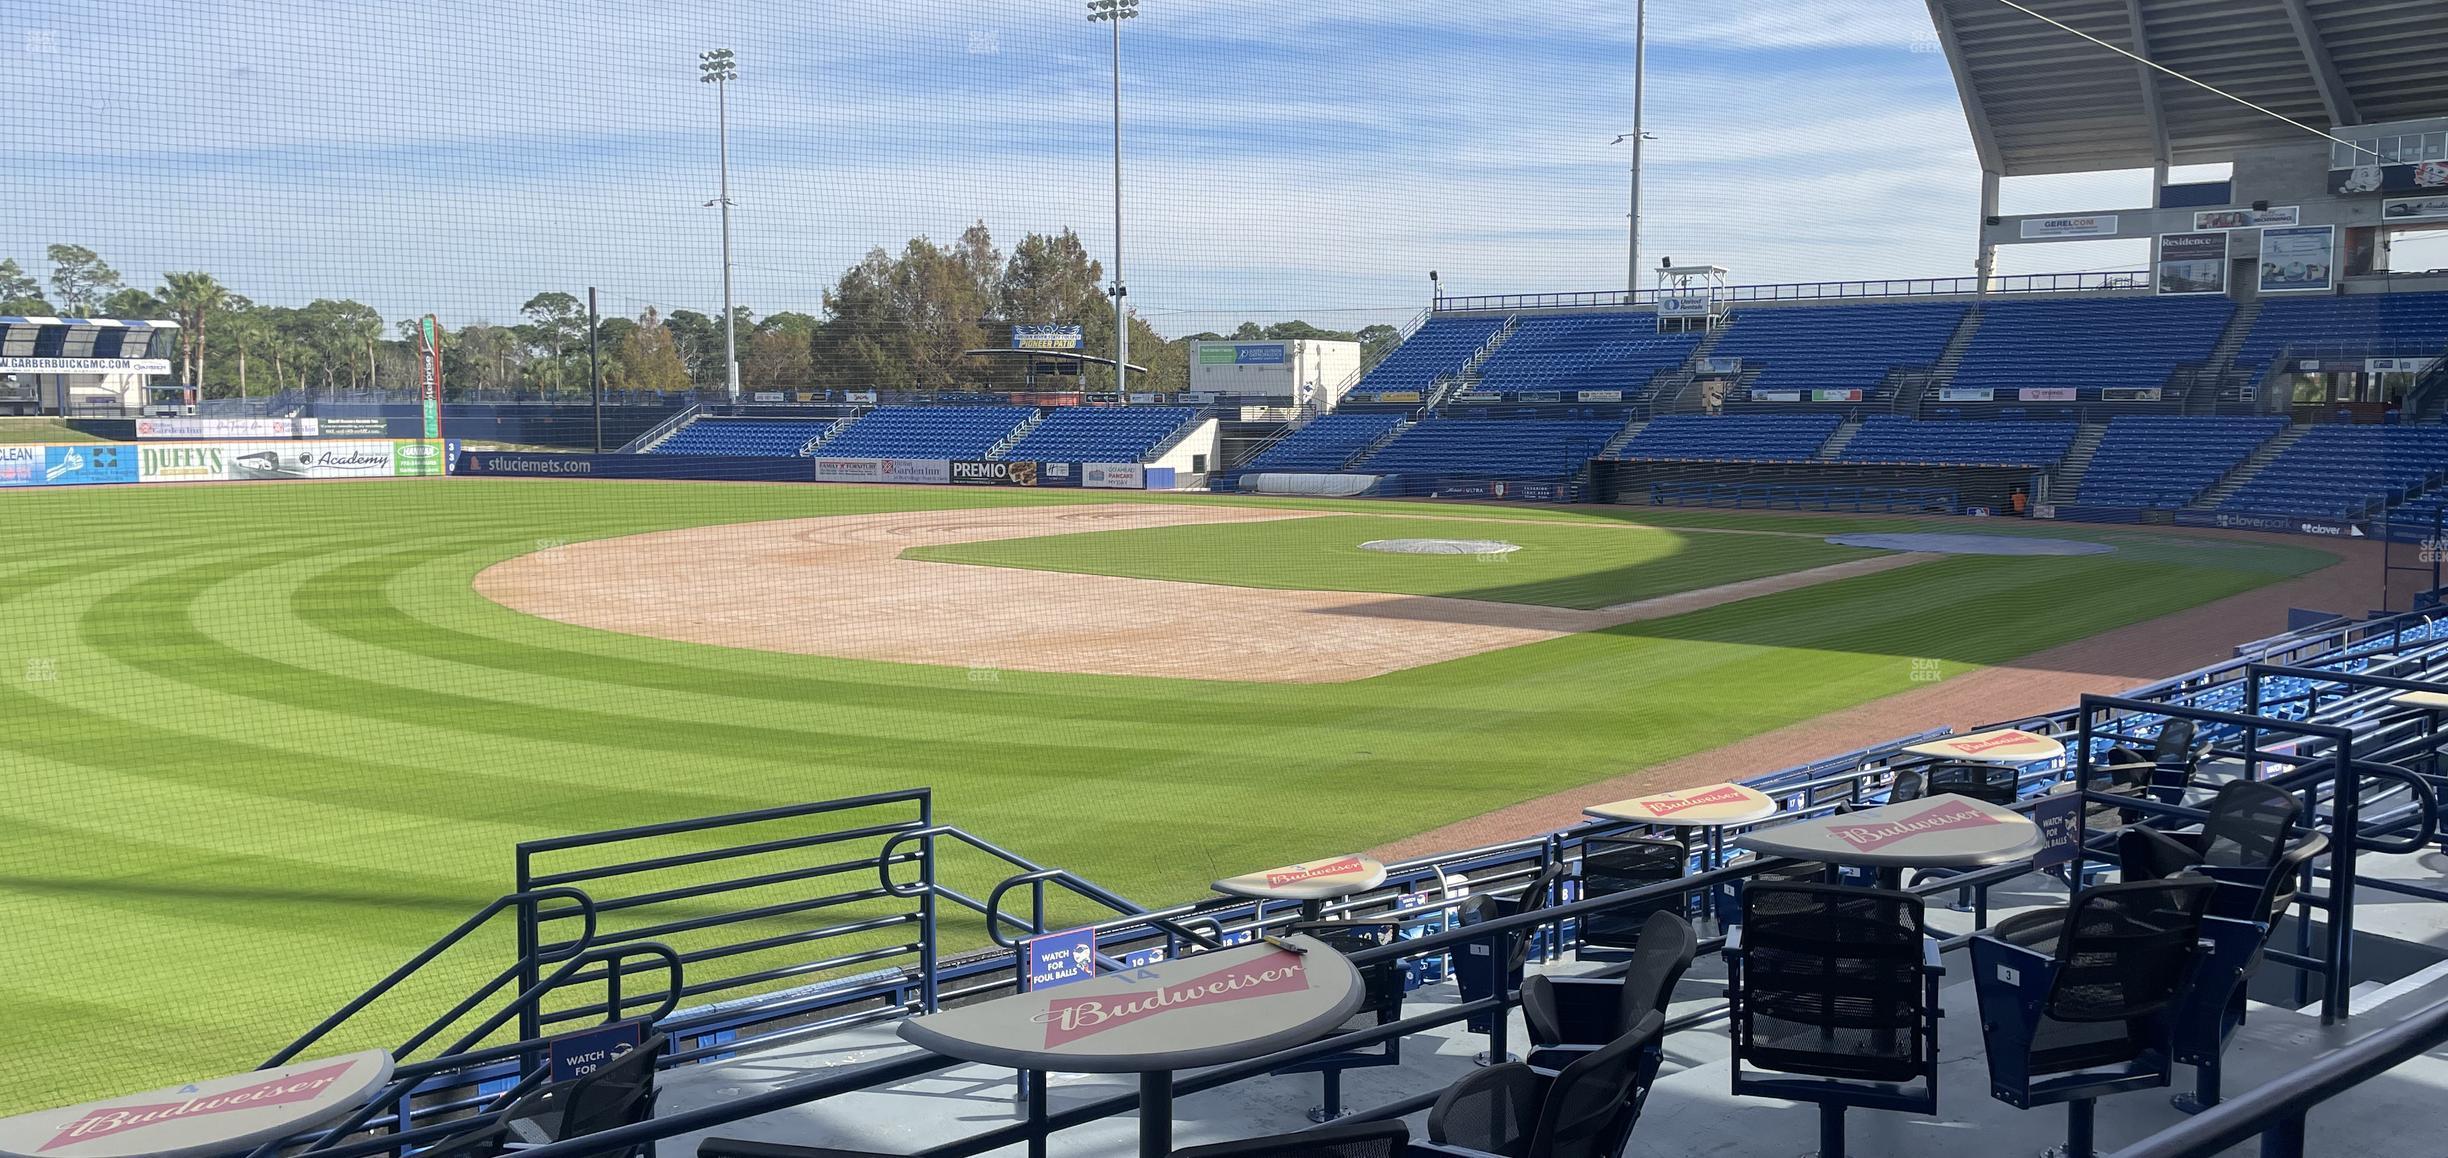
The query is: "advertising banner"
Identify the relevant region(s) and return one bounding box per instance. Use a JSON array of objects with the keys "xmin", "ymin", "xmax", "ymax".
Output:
[
  {"xmin": 2259, "ymin": 225, "xmax": 2336, "ymax": 293},
  {"xmin": 815, "ymin": 457, "xmax": 952, "ymax": 485},
  {"xmin": 2368, "ymin": 357, "xmax": 2439, "ymax": 375},
  {"xmin": 2019, "ymin": 388, "xmax": 2079, "ymax": 402},
  {"xmin": 2332, "ymin": 160, "xmax": 2448, "ymax": 197},
  {"xmin": 2155, "ymin": 231, "xmax": 2229, "ymax": 295},
  {"xmin": 1025, "ymin": 928, "xmax": 1097, "ymax": 991},
  {"xmin": 1658, "ymin": 295, "xmax": 1711, "ymax": 317},
  {"xmin": 1370, "ymin": 391, "xmax": 1421, "ymax": 403},
  {"xmin": 1939, "ymin": 387, "xmax": 1994, "ymax": 402},
  {"xmin": 951, "ymin": 460, "xmax": 1041, "ymax": 487},
  {"xmin": 1751, "ymin": 390, "xmax": 1803, "ymax": 402},
  {"xmin": 393, "ymin": 441, "xmax": 444, "ymax": 476},
  {"xmin": 136, "ymin": 417, "xmax": 316, "ymax": 439},
  {"xmin": 1197, "ymin": 343, "xmax": 1286, "ymax": 366},
  {"xmin": 317, "ymin": 418, "xmax": 392, "ymax": 438},
  {"xmin": 2192, "ymin": 206, "xmax": 2299, "ymax": 230},
  {"xmin": 1083, "ymin": 462, "xmax": 1145, "ymax": 490},
  {"xmin": 2020, "ymin": 215, "xmax": 2118, "ymax": 239},
  {"xmin": 2101, "ymin": 387, "xmax": 2164, "ymax": 402},
  {"xmin": 416, "ymin": 316, "xmax": 445, "ymax": 440},
  {"xmin": 0, "ymin": 357, "xmax": 172, "ymax": 373},
  {"xmin": 2174, "ymin": 510, "xmax": 2367, "ymax": 538},
  {"xmin": 2384, "ymin": 195, "xmax": 2448, "ymax": 225},
  {"xmin": 1012, "ymin": 324, "xmax": 1084, "ymax": 351},
  {"xmin": 0, "ymin": 445, "xmax": 39, "ymax": 487},
  {"xmin": 1811, "ymin": 389, "xmax": 1864, "ymax": 403},
  {"xmin": 1695, "ymin": 357, "xmax": 1742, "ymax": 377},
  {"xmin": 1577, "ymin": 390, "xmax": 1624, "ymax": 403},
  {"xmin": 42, "ymin": 444, "xmax": 136, "ymax": 486},
  {"xmin": 137, "ymin": 440, "xmax": 403, "ymax": 483}
]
